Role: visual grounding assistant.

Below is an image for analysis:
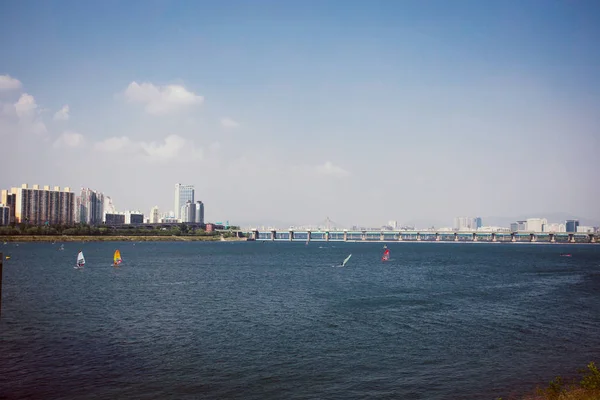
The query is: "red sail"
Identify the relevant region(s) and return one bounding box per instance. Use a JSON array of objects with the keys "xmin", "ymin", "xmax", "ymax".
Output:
[{"xmin": 382, "ymin": 249, "xmax": 390, "ymax": 261}]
